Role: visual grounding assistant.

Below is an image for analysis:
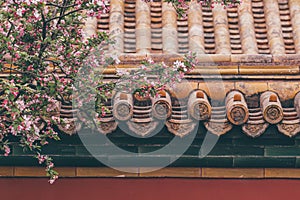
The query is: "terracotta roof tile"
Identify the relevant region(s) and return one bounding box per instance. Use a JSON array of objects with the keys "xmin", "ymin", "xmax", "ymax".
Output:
[
  {"xmin": 238, "ymin": 0, "xmax": 258, "ymax": 54},
  {"xmin": 91, "ymin": 0, "xmax": 300, "ymax": 58},
  {"xmin": 290, "ymin": 0, "xmax": 300, "ymax": 53},
  {"xmin": 188, "ymin": 1, "xmax": 205, "ymax": 54}
]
